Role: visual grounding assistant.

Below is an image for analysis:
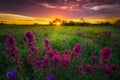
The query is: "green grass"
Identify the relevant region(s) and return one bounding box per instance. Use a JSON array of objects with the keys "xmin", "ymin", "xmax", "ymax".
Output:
[{"xmin": 0, "ymin": 25, "xmax": 120, "ymax": 80}]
